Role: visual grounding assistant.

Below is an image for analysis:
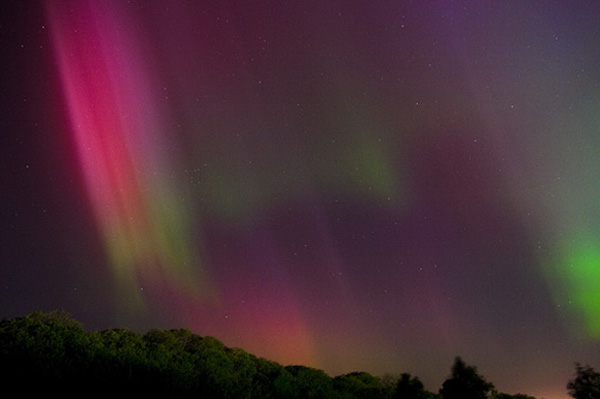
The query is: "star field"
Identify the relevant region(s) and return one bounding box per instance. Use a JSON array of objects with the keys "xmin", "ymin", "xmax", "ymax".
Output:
[{"xmin": 2, "ymin": 1, "xmax": 600, "ymax": 398}]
